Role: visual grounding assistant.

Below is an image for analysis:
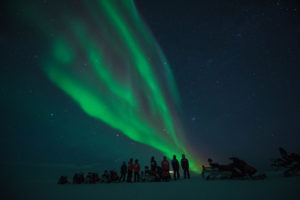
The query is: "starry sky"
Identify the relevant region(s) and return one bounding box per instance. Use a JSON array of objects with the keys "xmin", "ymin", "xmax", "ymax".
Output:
[{"xmin": 1, "ymin": 0, "xmax": 299, "ymax": 172}]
